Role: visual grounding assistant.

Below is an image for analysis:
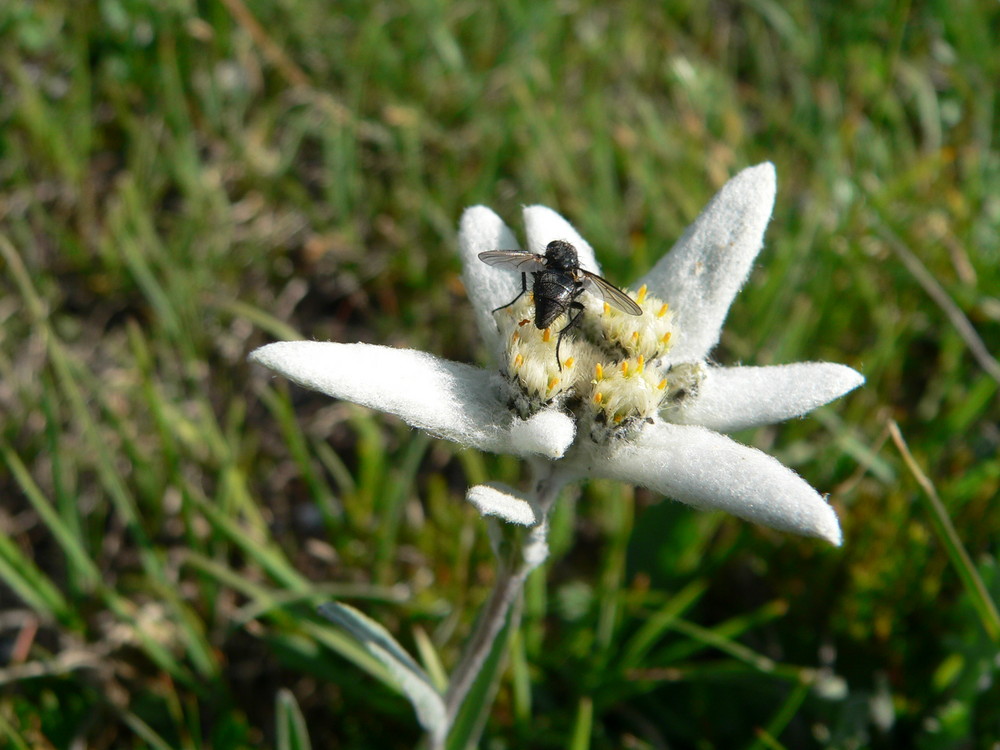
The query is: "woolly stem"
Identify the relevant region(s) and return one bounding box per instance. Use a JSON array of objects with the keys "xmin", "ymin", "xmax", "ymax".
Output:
[{"xmin": 437, "ymin": 461, "xmax": 566, "ymax": 746}]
